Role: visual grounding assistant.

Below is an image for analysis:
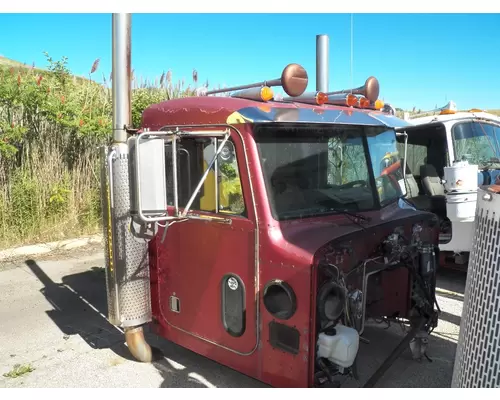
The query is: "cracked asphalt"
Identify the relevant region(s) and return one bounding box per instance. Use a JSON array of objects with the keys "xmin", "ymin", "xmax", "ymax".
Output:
[{"xmin": 0, "ymin": 246, "xmax": 465, "ymax": 388}]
